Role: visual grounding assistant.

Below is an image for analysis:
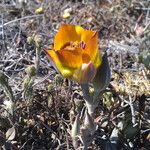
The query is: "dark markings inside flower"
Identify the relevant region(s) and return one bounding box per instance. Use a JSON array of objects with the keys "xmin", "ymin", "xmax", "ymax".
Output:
[{"xmin": 60, "ymin": 41, "xmax": 86, "ymax": 51}]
